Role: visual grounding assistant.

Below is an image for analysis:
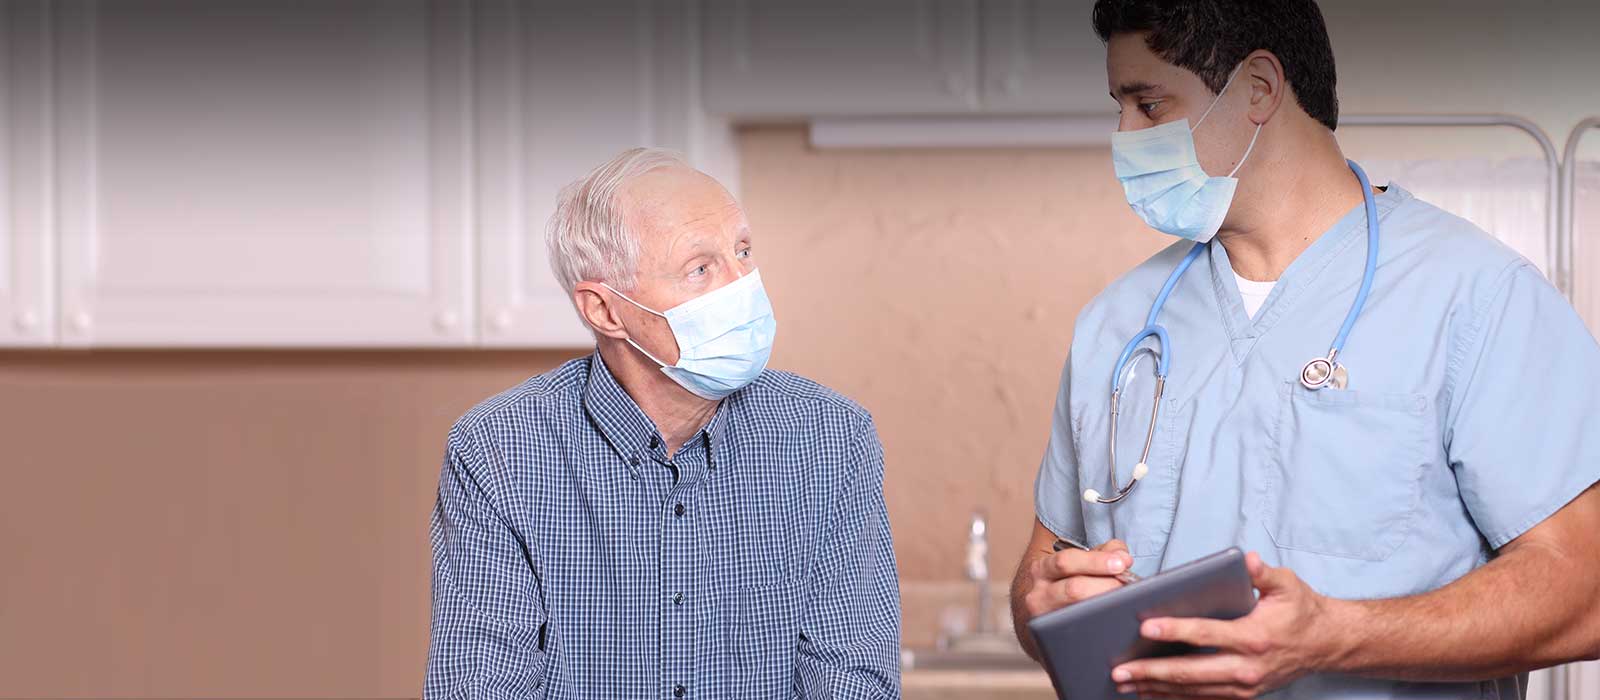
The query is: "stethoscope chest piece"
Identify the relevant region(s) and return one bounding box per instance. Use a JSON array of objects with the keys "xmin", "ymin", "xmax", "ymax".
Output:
[
  {"xmin": 1299, "ymin": 350, "xmax": 1349, "ymax": 391},
  {"xmin": 1300, "ymin": 356, "xmax": 1335, "ymax": 390}
]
